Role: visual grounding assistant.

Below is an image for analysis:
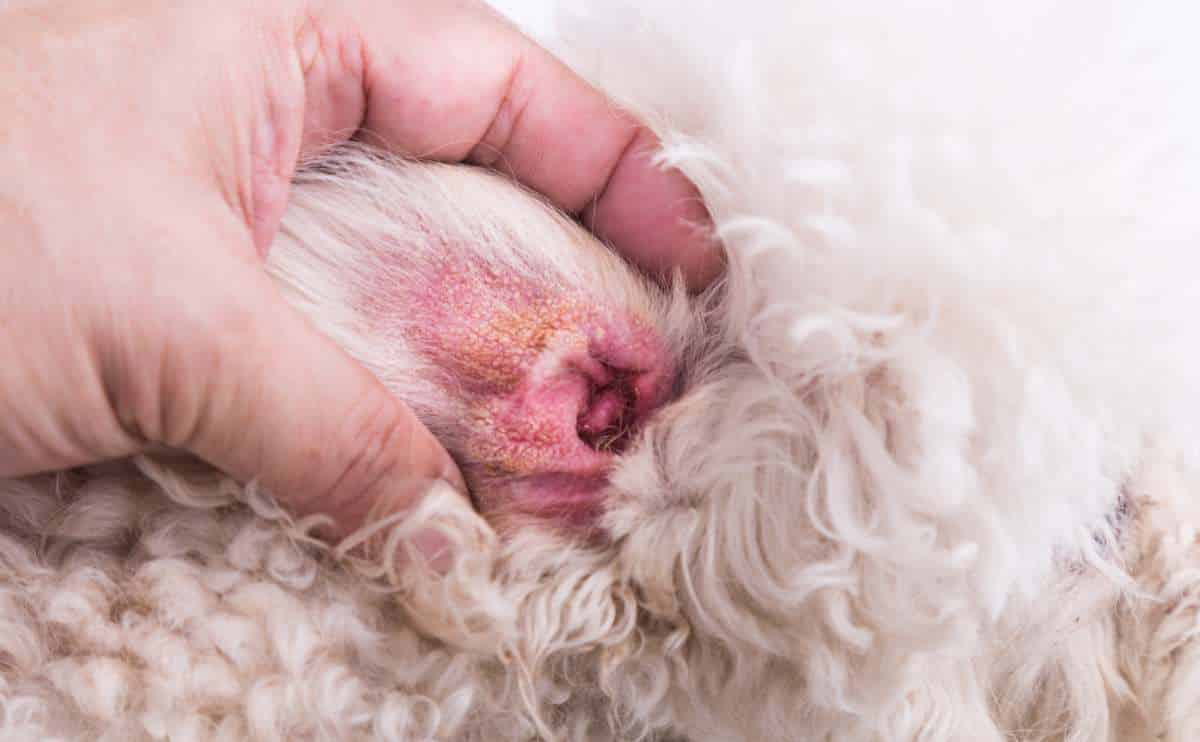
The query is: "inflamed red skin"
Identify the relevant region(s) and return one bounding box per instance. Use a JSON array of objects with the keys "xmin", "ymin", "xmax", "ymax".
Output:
[{"xmin": 404, "ymin": 255, "xmax": 674, "ymax": 534}]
